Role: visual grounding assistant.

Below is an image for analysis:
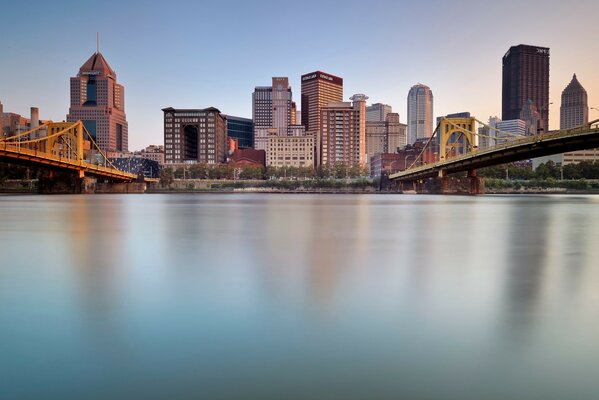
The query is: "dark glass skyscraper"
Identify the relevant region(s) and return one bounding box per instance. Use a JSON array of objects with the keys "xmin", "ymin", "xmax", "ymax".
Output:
[
  {"xmin": 226, "ymin": 116, "xmax": 254, "ymax": 148},
  {"xmin": 502, "ymin": 44, "xmax": 550, "ymax": 132}
]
